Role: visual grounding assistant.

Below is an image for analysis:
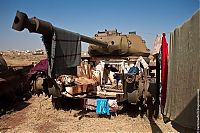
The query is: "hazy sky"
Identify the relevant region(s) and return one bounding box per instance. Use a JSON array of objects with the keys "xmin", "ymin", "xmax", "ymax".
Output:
[{"xmin": 0, "ymin": 0, "xmax": 199, "ymax": 51}]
